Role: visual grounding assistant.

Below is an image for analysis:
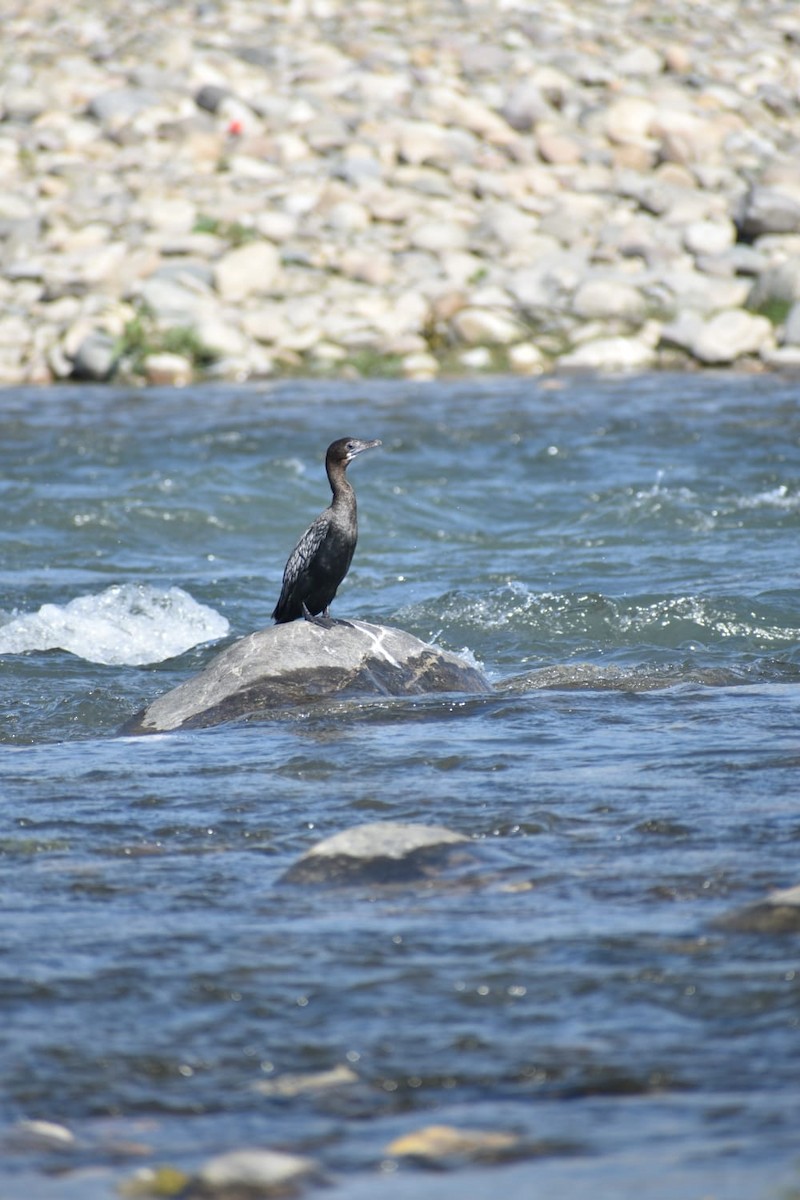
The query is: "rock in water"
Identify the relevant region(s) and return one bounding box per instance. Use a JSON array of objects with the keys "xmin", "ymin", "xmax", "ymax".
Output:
[
  {"xmin": 121, "ymin": 619, "xmax": 490, "ymax": 733},
  {"xmin": 716, "ymin": 883, "xmax": 800, "ymax": 934},
  {"xmin": 281, "ymin": 821, "xmax": 472, "ymax": 884},
  {"xmin": 192, "ymin": 1147, "xmax": 318, "ymax": 1195}
]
